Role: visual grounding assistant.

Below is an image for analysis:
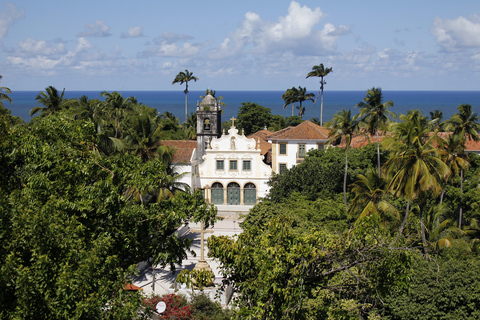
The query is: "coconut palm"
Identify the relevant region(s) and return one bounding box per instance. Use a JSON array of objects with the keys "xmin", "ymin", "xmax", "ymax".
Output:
[
  {"xmin": 429, "ymin": 110, "xmax": 445, "ymax": 131},
  {"xmin": 172, "ymin": 69, "xmax": 199, "ymax": 122},
  {"xmin": 439, "ymin": 134, "xmax": 469, "ymax": 205},
  {"xmin": 306, "ymin": 63, "xmax": 333, "ymax": 126},
  {"xmin": 282, "ymin": 87, "xmax": 299, "ymax": 117},
  {"xmin": 0, "ymin": 75, "xmax": 12, "ymax": 108},
  {"xmin": 182, "ymin": 112, "xmax": 197, "ymax": 140},
  {"xmin": 30, "ymin": 86, "xmax": 68, "ymax": 117},
  {"xmin": 349, "ymin": 168, "xmax": 400, "ymax": 228},
  {"xmin": 383, "ymin": 111, "xmax": 450, "ymax": 257},
  {"xmin": 356, "ymin": 87, "xmax": 395, "ymax": 177},
  {"xmin": 445, "ymin": 104, "xmax": 480, "ymax": 227},
  {"xmin": 446, "ymin": 104, "xmax": 480, "ymax": 141},
  {"xmin": 325, "ymin": 109, "xmax": 361, "ymax": 209}
]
